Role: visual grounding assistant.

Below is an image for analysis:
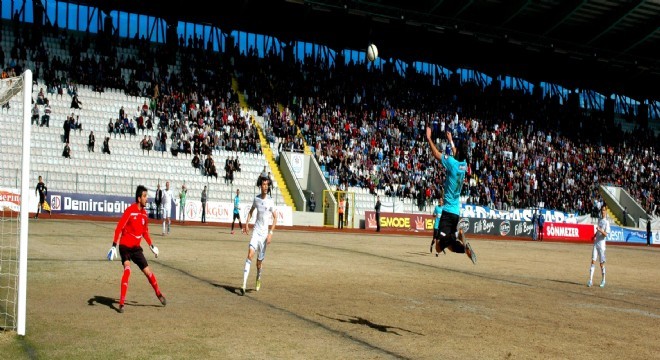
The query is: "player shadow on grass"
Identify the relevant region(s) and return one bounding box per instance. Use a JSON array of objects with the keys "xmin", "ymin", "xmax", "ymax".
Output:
[
  {"xmin": 212, "ymin": 283, "xmax": 251, "ymax": 296},
  {"xmin": 87, "ymin": 295, "xmax": 161, "ymax": 313},
  {"xmin": 317, "ymin": 313, "xmax": 423, "ymax": 336},
  {"xmin": 548, "ymin": 279, "xmax": 585, "ymax": 286}
]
